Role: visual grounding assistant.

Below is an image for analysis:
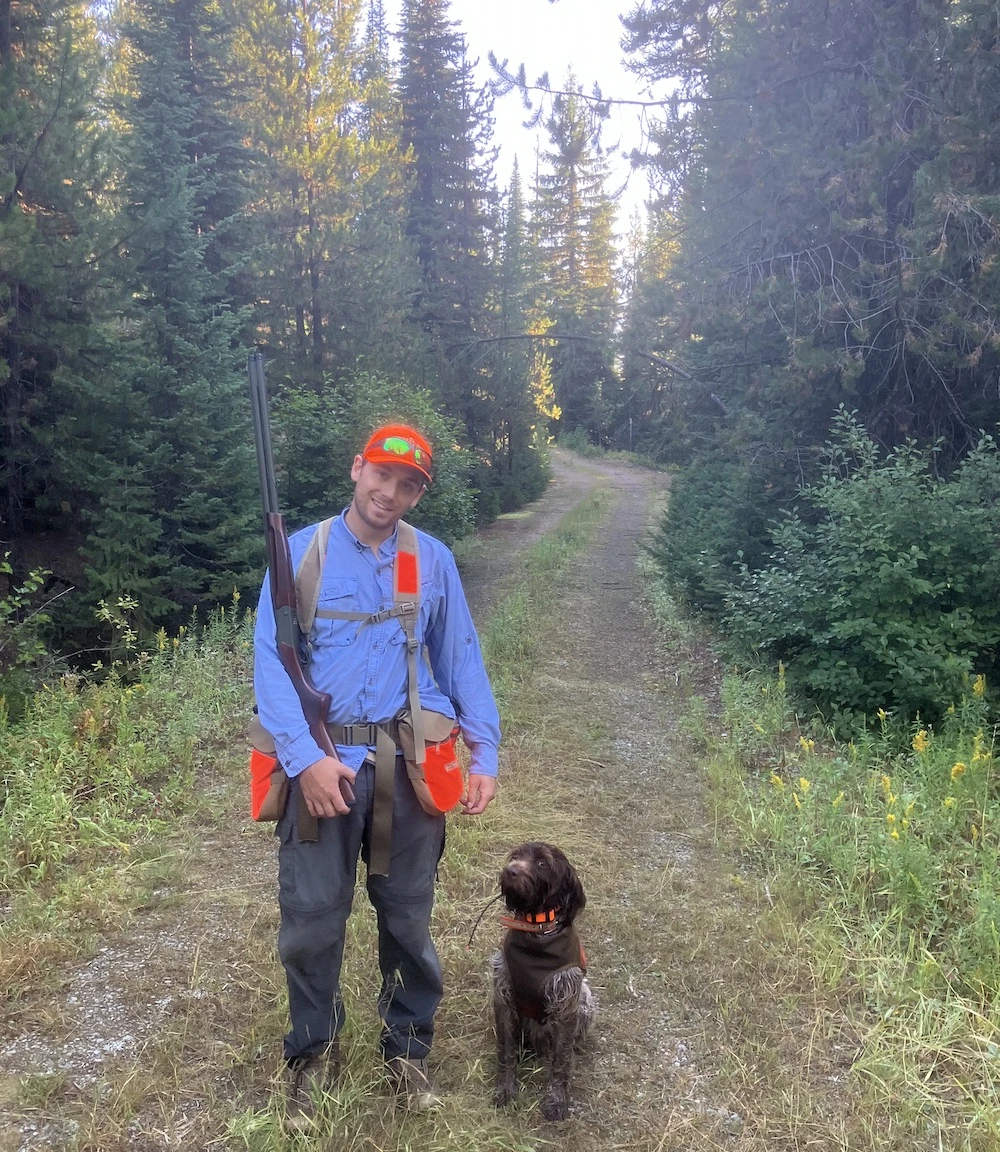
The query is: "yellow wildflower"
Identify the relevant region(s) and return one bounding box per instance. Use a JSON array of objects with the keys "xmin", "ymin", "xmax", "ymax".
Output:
[
  {"xmin": 947, "ymin": 703, "xmax": 956, "ymax": 715},
  {"xmin": 972, "ymin": 730, "xmax": 988, "ymax": 763},
  {"xmin": 793, "ymin": 793, "xmax": 801, "ymax": 809},
  {"xmin": 972, "ymin": 824, "xmax": 980, "ymax": 843},
  {"xmin": 912, "ymin": 729, "xmax": 929, "ymax": 754},
  {"xmin": 881, "ymin": 774, "xmax": 892, "ymax": 797},
  {"xmin": 943, "ymin": 796, "xmax": 957, "ymax": 810},
  {"xmin": 877, "ymin": 708, "xmax": 888, "ymax": 723},
  {"xmin": 172, "ymin": 636, "xmax": 180, "ymax": 649},
  {"xmin": 156, "ymin": 629, "xmax": 167, "ymax": 652},
  {"xmin": 886, "ymin": 812, "xmax": 896, "ymax": 825},
  {"xmin": 902, "ymin": 818, "xmax": 910, "ymax": 830},
  {"xmin": 233, "ymin": 586, "xmax": 241, "ymax": 603},
  {"xmin": 973, "ymin": 674, "xmax": 986, "ymax": 697},
  {"xmin": 832, "ymin": 792, "xmax": 845, "ymax": 808},
  {"xmin": 770, "ymin": 773, "xmax": 785, "ymax": 790},
  {"xmin": 951, "ymin": 762, "xmax": 967, "ymax": 781},
  {"xmin": 799, "ymin": 736, "xmax": 815, "ymax": 754},
  {"xmin": 887, "ymin": 793, "xmax": 897, "ymax": 807},
  {"xmin": 799, "ymin": 777, "xmax": 811, "ymax": 793},
  {"xmin": 890, "ymin": 829, "xmax": 900, "ymax": 841}
]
